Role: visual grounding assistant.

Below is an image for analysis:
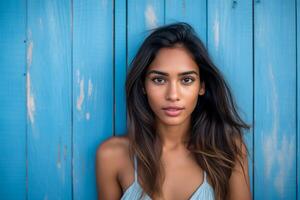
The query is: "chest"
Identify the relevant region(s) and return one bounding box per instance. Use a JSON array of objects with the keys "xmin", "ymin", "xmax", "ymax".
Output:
[
  {"xmin": 120, "ymin": 154, "xmax": 207, "ymax": 200},
  {"xmin": 154, "ymin": 158, "xmax": 205, "ymax": 200}
]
